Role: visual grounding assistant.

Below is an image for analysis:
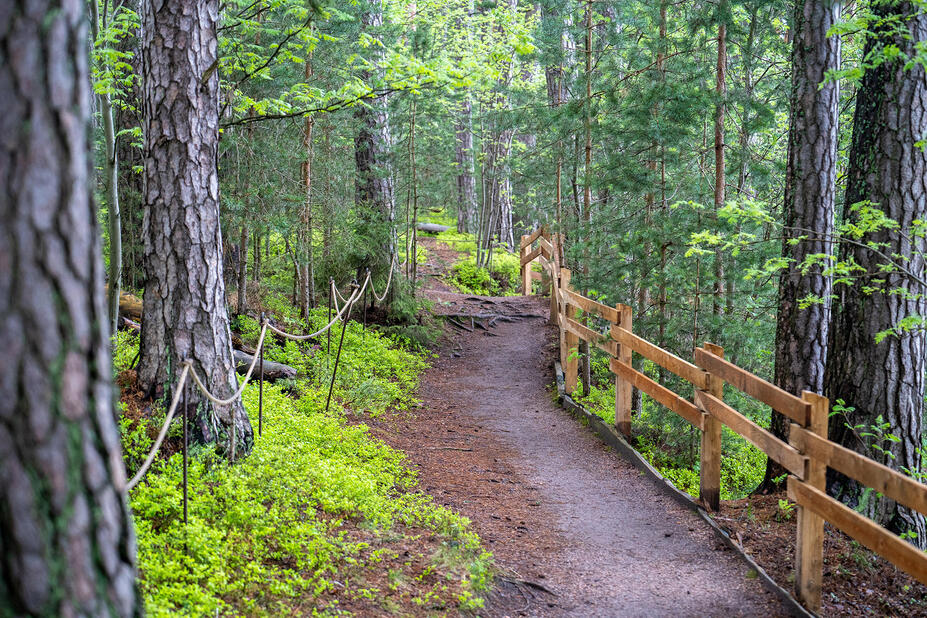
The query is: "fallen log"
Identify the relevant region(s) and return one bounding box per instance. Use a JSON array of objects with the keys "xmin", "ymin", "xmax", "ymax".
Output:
[
  {"xmin": 109, "ymin": 288, "xmax": 143, "ymax": 321},
  {"xmin": 230, "ymin": 333, "xmax": 256, "ymax": 355},
  {"xmin": 119, "ymin": 316, "xmax": 141, "ymax": 332},
  {"xmin": 416, "ymin": 222, "xmax": 450, "ymax": 234},
  {"xmin": 232, "ymin": 350, "xmax": 298, "ymax": 382}
]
